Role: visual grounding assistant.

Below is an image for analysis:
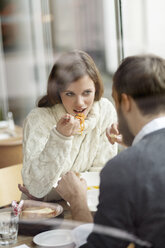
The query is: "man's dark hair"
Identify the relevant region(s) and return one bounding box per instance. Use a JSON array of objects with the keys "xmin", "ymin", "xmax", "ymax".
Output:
[{"xmin": 113, "ymin": 54, "xmax": 165, "ymax": 115}]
